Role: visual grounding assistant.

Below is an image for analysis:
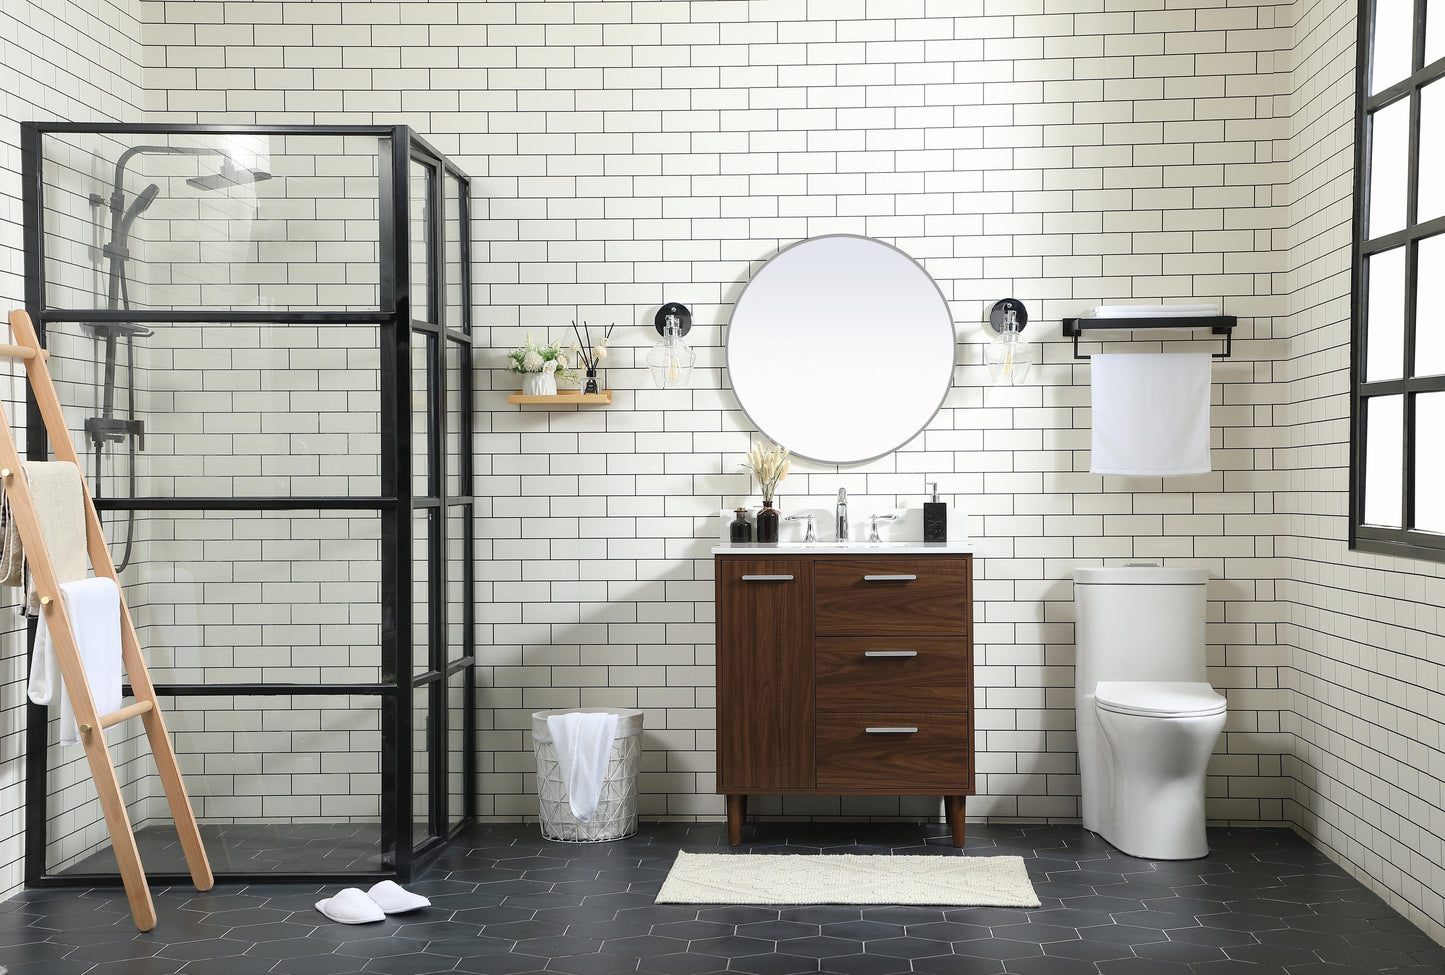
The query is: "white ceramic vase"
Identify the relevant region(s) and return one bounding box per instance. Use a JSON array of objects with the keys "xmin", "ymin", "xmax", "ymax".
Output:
[{"xmin": 522, "ymin": 369, "xmax": 557, "ymax": 396}]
